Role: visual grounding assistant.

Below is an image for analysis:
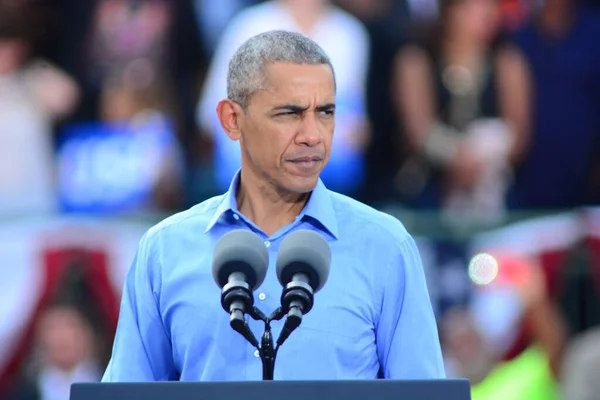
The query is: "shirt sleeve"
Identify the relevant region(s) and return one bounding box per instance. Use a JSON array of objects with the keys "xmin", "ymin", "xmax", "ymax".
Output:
[
  {"xmin": 376, "ymin": 236, "xmax": 446, "ymax": 379},
  {"xmin": 102, "ymin": 232, "xmax": 176, "ymax": 381}
]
